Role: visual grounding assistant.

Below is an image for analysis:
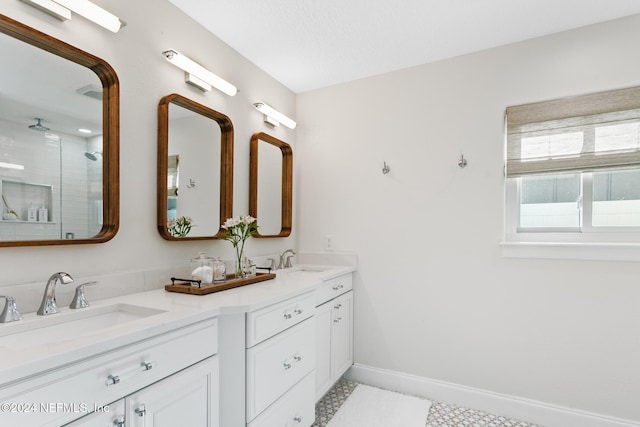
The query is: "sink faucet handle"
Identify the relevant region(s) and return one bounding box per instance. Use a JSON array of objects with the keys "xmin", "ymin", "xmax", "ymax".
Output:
[
  {"xmin": 0, "ymin": 295, "xmax": 22, "ymax": 323},
  {"xmin": 284, "ymin": 255, "xmax": 295, "ymax": 268},
  {"xmin": 70, "ymin": 281, "xmax": 99, "ymax": 309}
]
